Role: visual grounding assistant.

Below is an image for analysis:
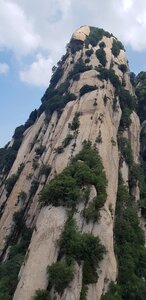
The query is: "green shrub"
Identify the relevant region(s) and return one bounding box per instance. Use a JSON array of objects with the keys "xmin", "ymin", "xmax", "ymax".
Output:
[
  {"xmin": 54, "ymin": 146, "xmax": 64, "ymax": 154},
  {"xmin": 111, "ymin": 39, "xmax": 125, "ymax": 57},
  {"xmin": 33, "ymin": 290, "xmax": 51, "ymax": 300},
  {"xmin": 85, "ymin": 49, "xmax": 94, "ymax": 57},
  {"xmin": 112, "ymin": 98, "xmax": 119, "ymax": 112},
  {"xmin": 80, "ymin": 85, "xmax": 97, "ymax": 97},
  {"xmin": 85, "ymin": 58, "xmax": 90, "ymax": 64},
  {"xmin": 118, "ymin": 137, "xmax": 133, "ymax": 167},
  {"xmin": 97, "ymin": 67, "xmax": 121, "ymax": 91},
  {"xmin": 83, "ymin": 195, "xmax": 105, "ymax": 222},
  {"xmin": 0, "ymin": 223, "xmax": 32, "ymax": 299},
  {"xmin": 60, "ymin": 217, "xmax": 105, "ymax": 264},
  {"xmin": 48, "ymin": 262, "xmax": 74, "ymax": 294},
  {"xmin": 101, "ymin": 282, "xmax": 122, "ymax": 300},
  {"xmin": 40, "ymin": 143, "xmax": 107, "ymax": 208},
  {"xmin": 120, "ymin": 107, "xmax": 132, "ymax": 129},
  {"xmin": 50, "ymin": 67, "xmax": 63, "ymax": 87},
  {"xmin": 118, "ymin": 88, "xmax": 136, "ymax": 111},
  {"xmin": 130, "ymin": 72, "xmax": 136, "ymax": 87},
  {"xmin": 5, "ymin": 163, "xmax": 24, "ymax": 197},
  {"xmin": 72, "ymin": 73, "xmax": 80, "ymax": 81},
  {"xmin": 39, "ymin": 165, "xmax": 51, "ymax": 177},
  {"xmin": 68, "ymin": 59, "xmax": 92, "ymax": 80},
  {"xmin": 40, "ymin": 172, "xmax": 80, "ymax": 207},
  {"xmin": 118, "ymin": 64, "xmax": 127, "ymax": 73},
  {"xmin": 80, "ymin": 285, "xmax": 88, "ymax": 300},
  {"xmin": 41, "ymin": 79, "xmax": 76, "ymax": 116},
  {"xmin": 29, "ymin": 180, "xmax": 39, "ymax": 198},
  {"xmin": 35, "ymin": 145, "xmax": 45, "ymax": 156},
  {"xmin": 62, "ymin": 134, "xmax": 74, "ymax": 148},
  {"xmin": 69, "ymin": 39, "xmax": 84, "ymax": 54},
  {"xmin": 18, "ymin": 191, "xmax": 27, "ymax": 203},
  {"xmin": 85, "ymin": 27, "xmax": 111, "ymax": 47},
  {"xmin": 96, "ymin": 49, "xmax": 107, "ymax": 67},
  {"xmin": 32, "ymin": 159, "xmax": 39, "ymax": 170},
  {"xmin": 69, "ymin": 113, "xmax": 80, "ymax": 130},
  {"xmin": 136, "ymin": 71, "xmax": 146, "ymax": 123},
  {"xmin": 113, "ymin": 179, "xmax": 146, "ymax": 299},
  {"xmin": 96, "ymin": 130, "xmax": 102, "ymax": 143},
  {"xmin": 99, "ymin": 41, "xmax": 106, "ymax": 48}
]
